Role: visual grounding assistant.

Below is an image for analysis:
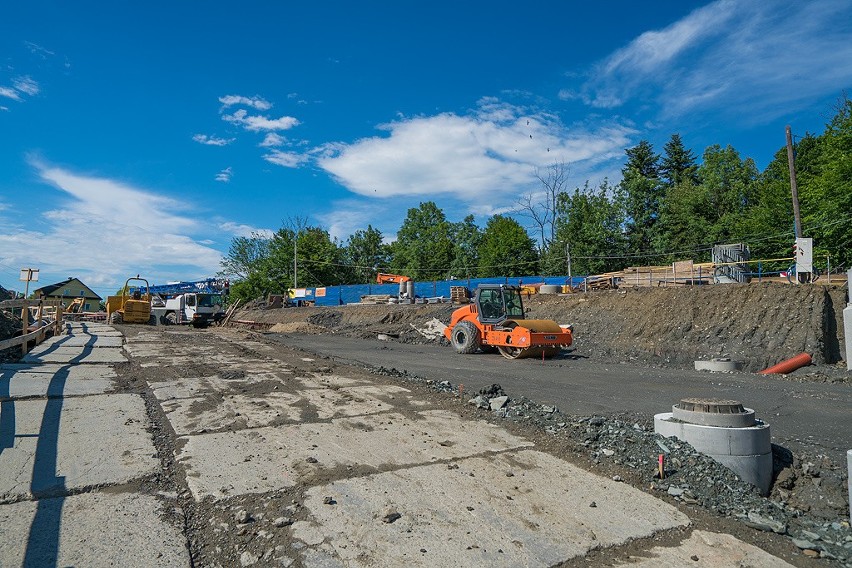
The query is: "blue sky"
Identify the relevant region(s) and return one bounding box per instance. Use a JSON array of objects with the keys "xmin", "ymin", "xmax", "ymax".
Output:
[{"xmin": 1, "ymin": 1, "xmax": 851, "ymax": 297}]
